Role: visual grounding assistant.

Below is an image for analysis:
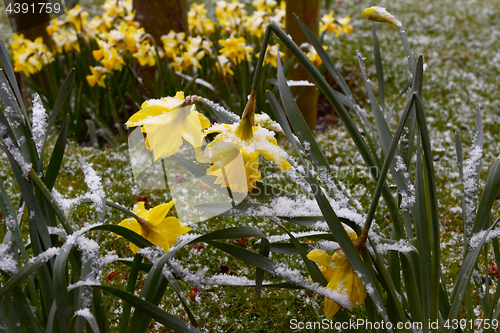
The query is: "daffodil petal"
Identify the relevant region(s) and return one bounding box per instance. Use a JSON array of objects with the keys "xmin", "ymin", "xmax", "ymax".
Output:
[
  {"xmin": 306, "ymin": 249, "xmax": 332, "ymax": 268},
  {"xmin": 118, "ymin": 218, "xmax": 142, "ymax": 235},
  {"xmin": 148, "ymin": 202, "xmax": 175, "ymax": 224},
  {"xmin": 324, "ymin": 298, "xmax": 341, "ymax": 319}
]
